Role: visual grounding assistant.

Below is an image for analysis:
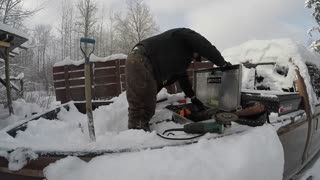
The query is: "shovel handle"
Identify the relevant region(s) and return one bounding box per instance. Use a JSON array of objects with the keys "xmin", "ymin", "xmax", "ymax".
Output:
[
  {"xmin": 80, "ymin": 38, "xmax": 96, "ymax": 61},
  {"xmin": 80, "ymin": 38, "xmax": 95, "ymax": 44}
]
